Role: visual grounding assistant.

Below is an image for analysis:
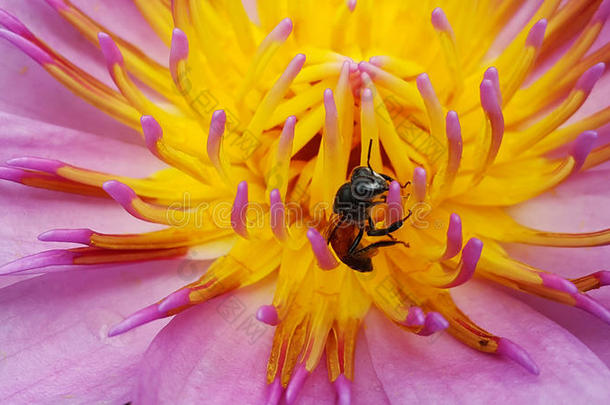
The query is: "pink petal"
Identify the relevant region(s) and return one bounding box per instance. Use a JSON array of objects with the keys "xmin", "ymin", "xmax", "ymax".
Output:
[
  {"xmin": 0, "ymin": 258, "xmax": 203, "ymax": 403},
  {"xmin": 506, "ymin": 168, "xmax": 610, "ymax": 365},
  {"xmin": 0, "ymin": 0, "xmax": 165, "ymax": 140},
  {"xmin": 0, "ymin": 112, "xmax": 165, "ymax": 284},
  {"xmin": 364, "ymin": 280, "xmax": 610, "ymax": 403},
  {"xmin": 134, "ymin": 281, "xmax": 276, "ymax": 404},
  {"xmin": 136, "ymin": 276, "xmax": 395, "ymax": 404}
]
